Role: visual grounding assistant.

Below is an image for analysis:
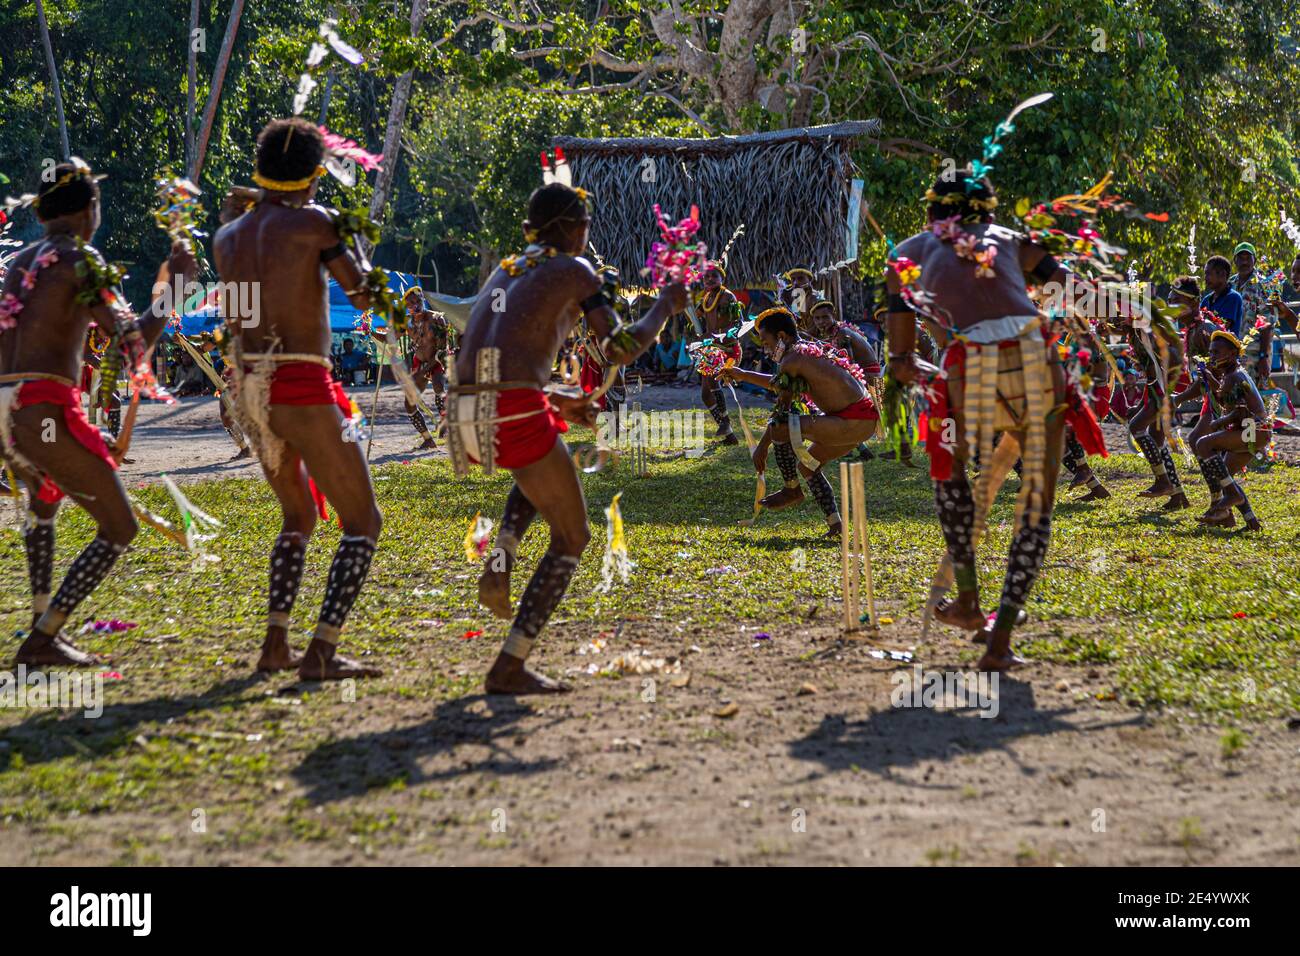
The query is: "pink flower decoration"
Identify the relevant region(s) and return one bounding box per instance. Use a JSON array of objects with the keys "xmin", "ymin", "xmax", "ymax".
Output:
[
  {"xmin": 644, "ymin": 204, "xmax": 707, "ymax": 288},
  {"xmin": 0, "ymin": 293, "xmax": 23, "ymax": 331},
  {"xmin": 953, "ymin": 234, "xmax": 979, "ymax": 259},
  {"xmin": 319, "ymin": 127, "xmax": 383, "ymax": 171},
  {"xmin": 930, "ymin": 216, "xmax": 964, "ymax": 242}
]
